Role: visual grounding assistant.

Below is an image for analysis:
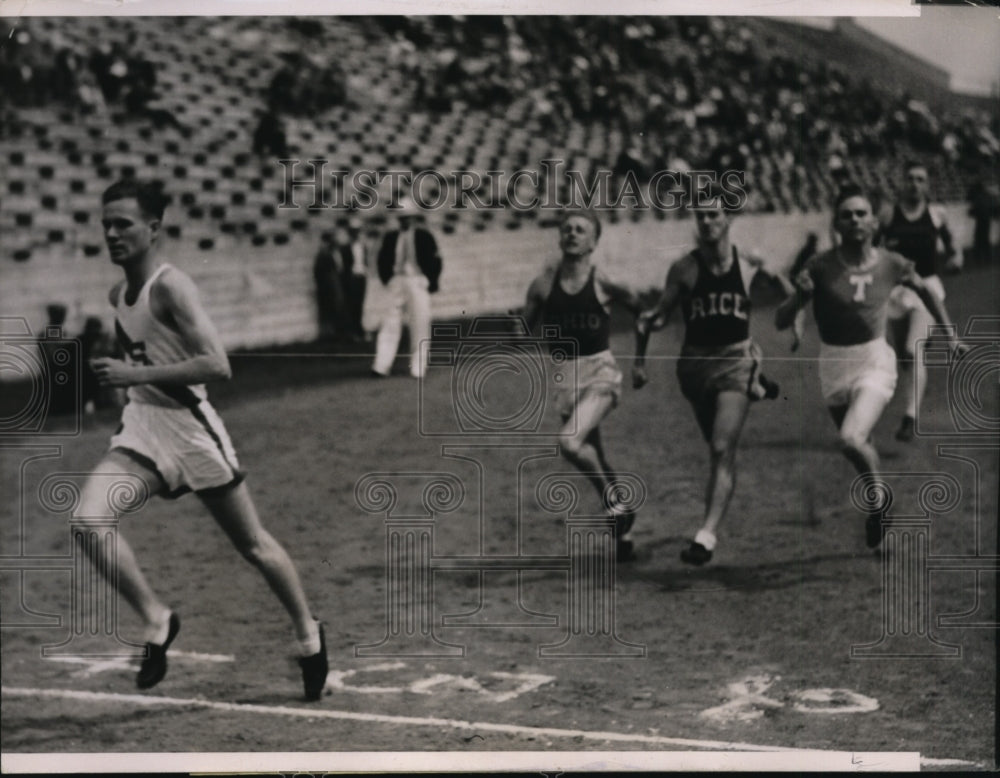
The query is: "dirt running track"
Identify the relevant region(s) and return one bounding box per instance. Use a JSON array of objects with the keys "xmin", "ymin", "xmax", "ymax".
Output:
[{"xmin": 1, "ymin": 265, "xmax": 997, "ymax": 770}]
